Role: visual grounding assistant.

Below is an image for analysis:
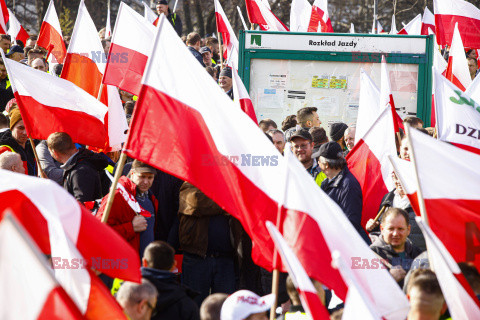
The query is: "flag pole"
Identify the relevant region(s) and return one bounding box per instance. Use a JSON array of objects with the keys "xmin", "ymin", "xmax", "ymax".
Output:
[
  {"xmin": 404, "ymin": 124, "xmax": 429, "ymax": 225},
  {"xmin": 237, "ymin": 6, "xmax": 248, "ymax": 30},
  {"xmin": 29, "ymin": 137, "xmax": 47, "ymax": 178},
  {"xmin": 217, "ymin": 33, "xmax": 224, "ymax": 69},
  {"xmin": 101, "ymin": 151, "xmax": 127, "ymax": 223}
]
